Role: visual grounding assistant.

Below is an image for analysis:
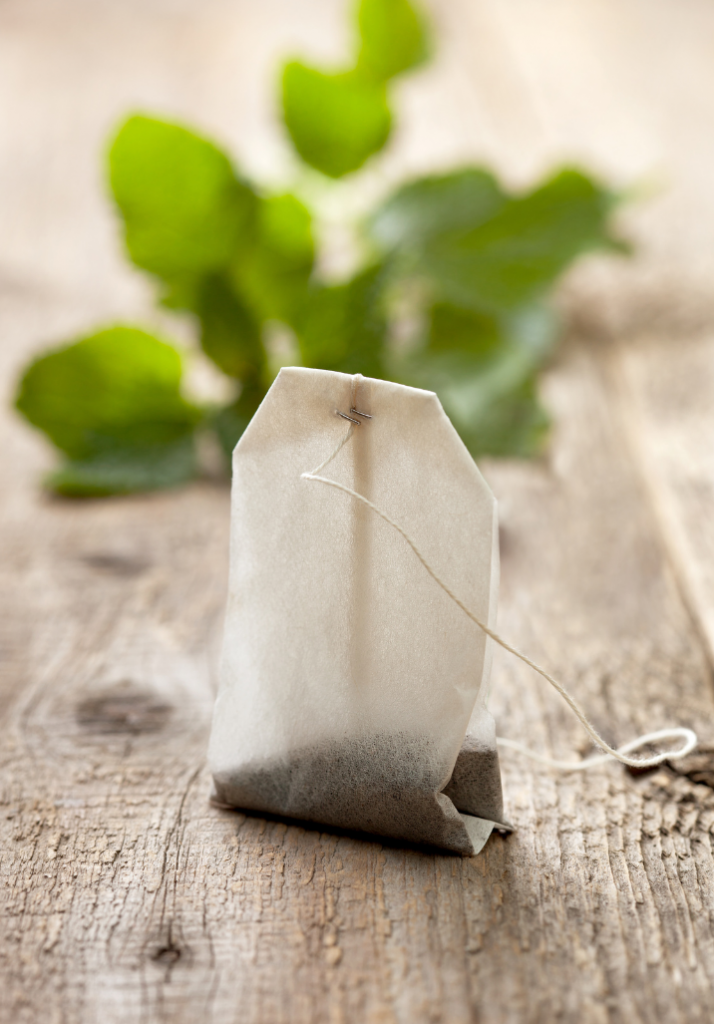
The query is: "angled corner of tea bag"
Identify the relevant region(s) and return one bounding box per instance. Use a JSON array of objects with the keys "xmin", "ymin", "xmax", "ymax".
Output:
[
  {"xmin": 208, "ymin": 368, "xmax": 506, "ymax": 856},
  {"xmin": 445, "ymin": 708, "xmax": 510, "ymax": 829},
  {"xmin": 460, "ymin": 815, "xmax": 498, "ymax": 857},
  {"xmin": 458, "ymin": 809, "xmax": 514, "ymax": 858}
]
